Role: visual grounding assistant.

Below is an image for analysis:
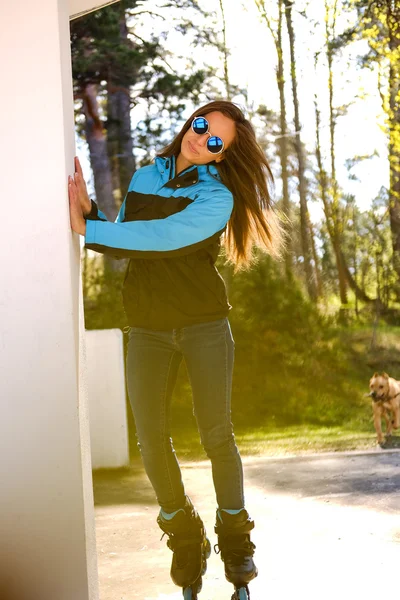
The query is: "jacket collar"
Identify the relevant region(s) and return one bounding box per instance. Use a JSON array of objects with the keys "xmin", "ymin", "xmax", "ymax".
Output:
[{"xmin": 155, "ymin": 155, "xmax": 222, "ymax": 189}]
